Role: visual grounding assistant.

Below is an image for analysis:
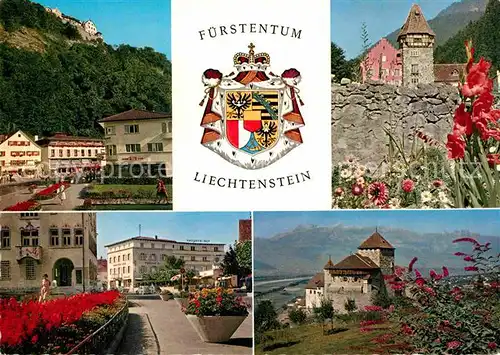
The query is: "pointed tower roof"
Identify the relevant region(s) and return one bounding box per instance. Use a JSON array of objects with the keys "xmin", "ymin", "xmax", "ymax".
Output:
[
  {"xmin": 358, "ymin": 231, "xmax": 395, "ymax": 250},
  {"xmin": 323, "ymin": 256, "xmax": 335, "ymax": 270},
  {"xmin": 398, "ymin": 4, "xmax": 435, "ymax": 40}
]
